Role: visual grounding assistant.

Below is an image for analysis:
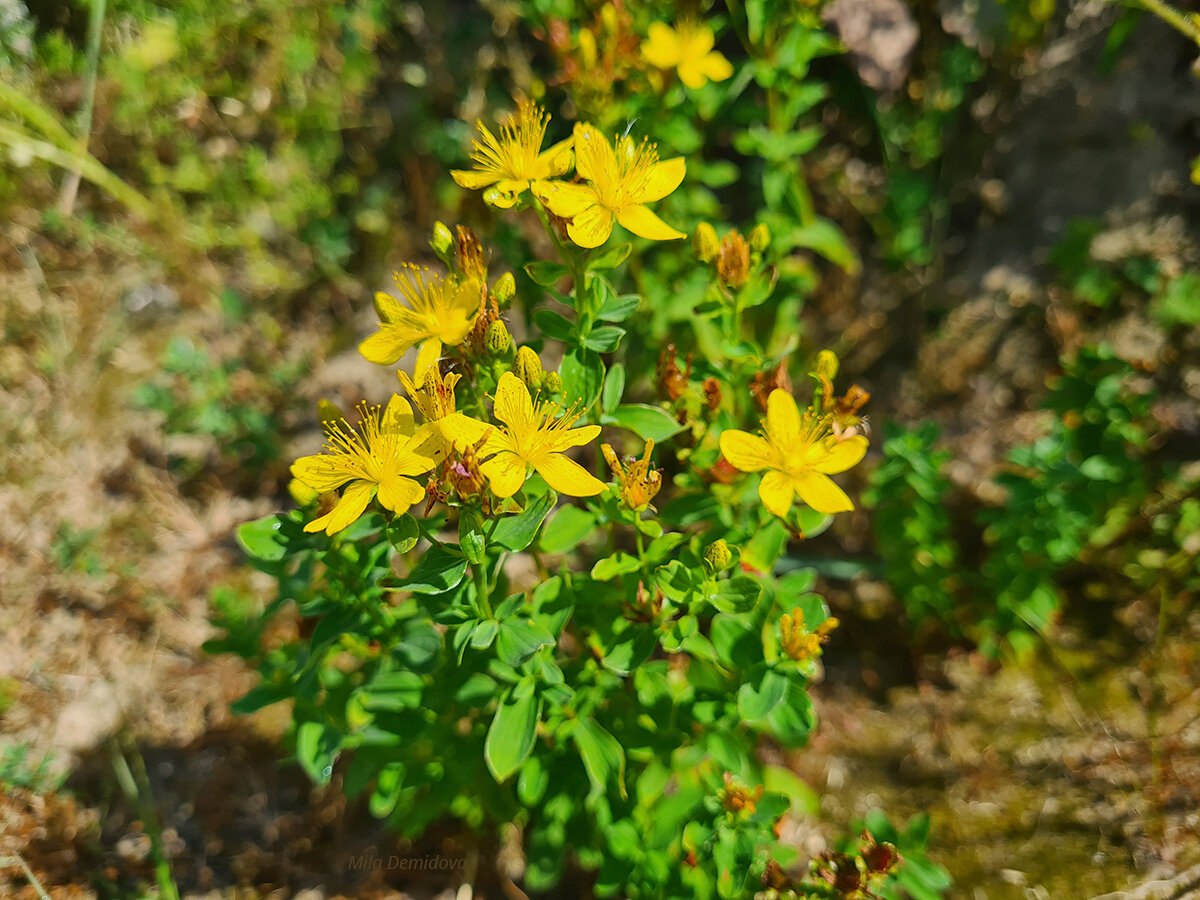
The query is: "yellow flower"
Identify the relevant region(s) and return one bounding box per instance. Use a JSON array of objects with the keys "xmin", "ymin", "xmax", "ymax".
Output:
[
  {"xmin": 534, "ymin": 124, "xmax": 686, "ymax": 248},
  {"xmin": 450, "ymin": 101, "xmax": 574, "ymax": 209},
  {"xmin": 458, "ymin": 372, "xmax": 606, "ymax": 499},
  {"xmin": 398, "ymin": 366, "xmax": 491, "ymax": 453},
  {"xmin": 602, "ymin": 439, "xmax": 662, "ymax": 510},
  {"xmin": 291, "ymin": 396, "xmax": 438, "ymax": 535},
  {"xmin": 718, "ymin": 389, "xmax": 868, "ymax": 518},
  {"xmin": 359, "ymin": 265, "xmax": 482, "ymax": 379},
  {"xmin": 641, "ymin": 21, "xmax": 733, "ymax": 89}
]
